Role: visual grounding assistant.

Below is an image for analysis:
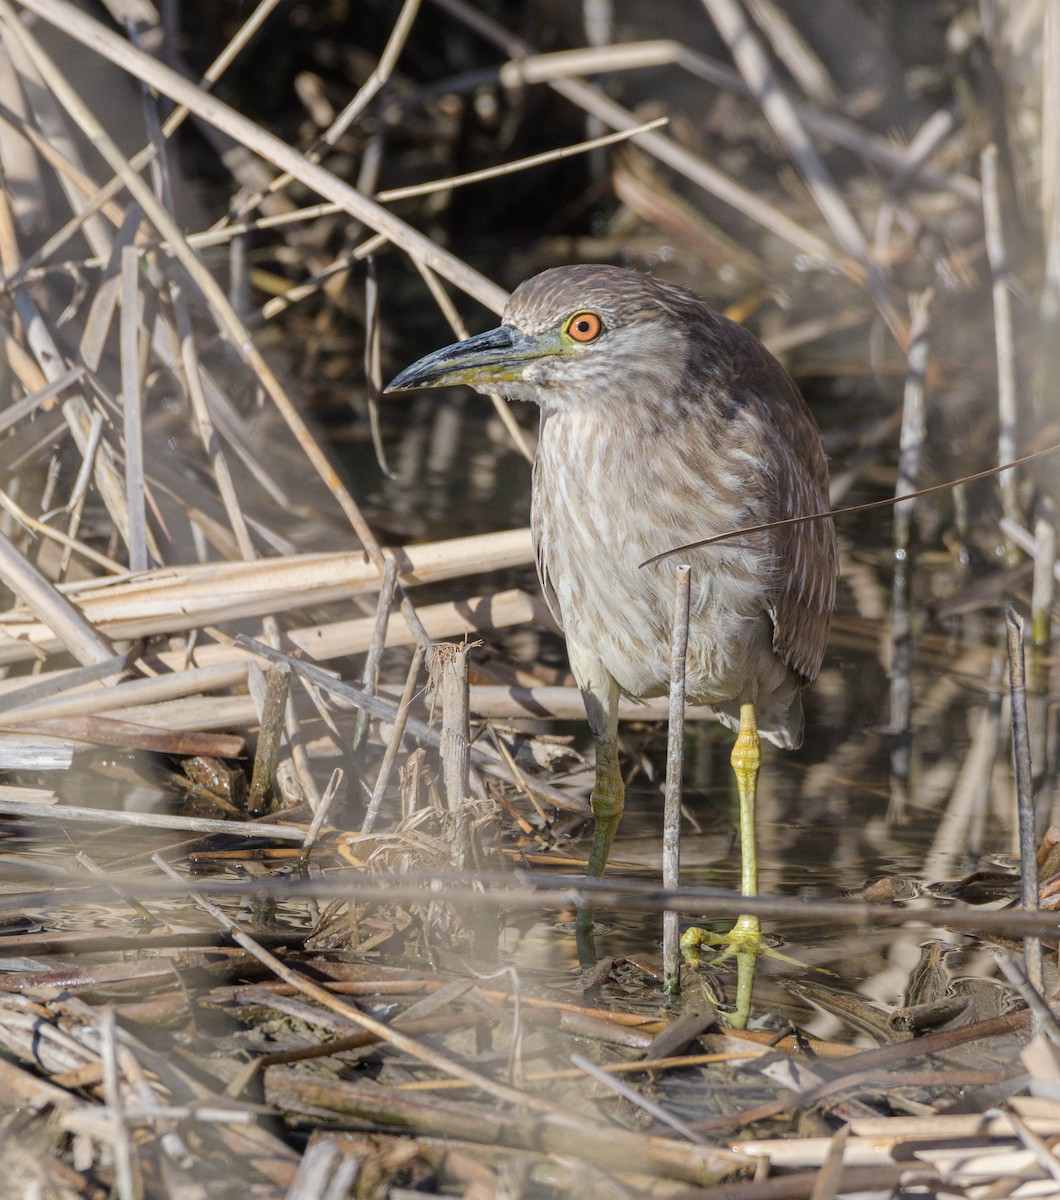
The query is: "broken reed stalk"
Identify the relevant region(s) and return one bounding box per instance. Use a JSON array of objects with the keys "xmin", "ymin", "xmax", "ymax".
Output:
[
  {"xmin": 265, "ymin": 1072, "xmax": 745, "ymax": 1186},
  {"xmin": 0, "ymin": 591, "xmax": 538, "ymax": 736},
  {"xmin": 300, "ymin": 769, "xmax": 343, "ymax": 863},
  {"xmin": 1005, "ymin": 606, "xmax": 1043, "ymax": 995},
  {"xmin": 364, "ymin": 254, "xmax": 391, "ymax": 477},
  {"xmin": 75, "ymin": 851, "xmax": 155, "ymax": 925},
  {"xmin": 663, "ymin": 564, "xmax": 691, "ymax": 996},
  {"xmin": 361, "ymin": 642, "xmax": 427, "ymax": 834},
  {"xmin": 0, "ymin": 527, "xmax": 114, "ymax": 666},
  {"xmin": 12, "ymin": 867, "xmax": 1060, "ymax": 939},
  {"xmin": 280, "ymin": 678, "xmax": 322, "ymax": 813},
  {"xmin": 238, "ymin": 635, "xmax": 588, "ymax": 817},
  {"xmin": 352, "ymin": 551, "xmax": 399, "ymax": 763},
  {"xmin": 98, "ymin": 1006, "xmax": 138, "ymax": 1200},
  {"xmin": 993, "ymin": 952, "xmax": 1060, "ymax": 1044},
  {"xmin": 0, "ymin": 528, "xmax": 534, "ymax": 667},
  {"xmin": 570, "ymin": 1051, "xmax": 706, "ymax": 1144},
  {"xmin": 169, "ymin": 275, "xmax": 258, "ymax": 561},
  {"xmin": 437, "ymin": 642, "xmax": 472, "ymax": 811},
  {"xmin": 248, "ymin": 665, "xmax": 291, "ymax": 816}
]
